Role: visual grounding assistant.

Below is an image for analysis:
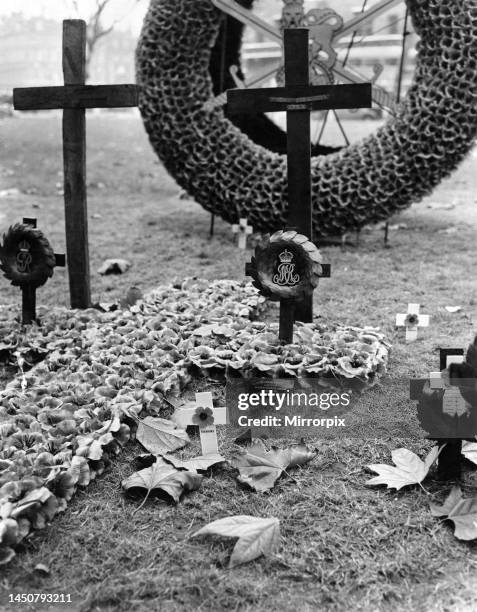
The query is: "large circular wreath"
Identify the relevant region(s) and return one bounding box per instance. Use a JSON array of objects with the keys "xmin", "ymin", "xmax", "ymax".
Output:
[
  {"xmin": 136, "ymin": 0, "xmax": 477, "ymax": 238},
  {"xmin": 248, "ymin": 230, "xmax": 322, "ymax": 301},
  {"xmin": 0, "ymin": 223, "xmax": 56, "ymax": 289}
]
